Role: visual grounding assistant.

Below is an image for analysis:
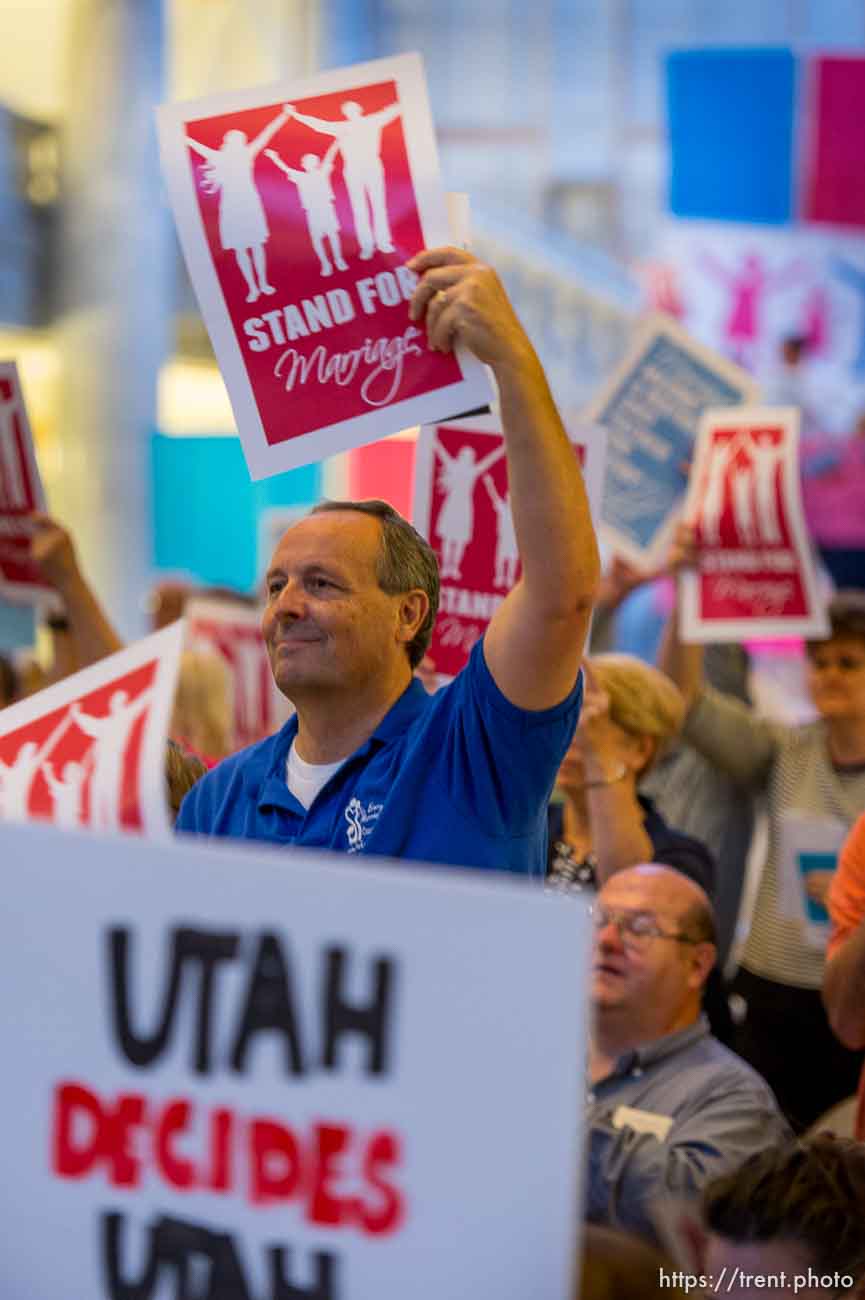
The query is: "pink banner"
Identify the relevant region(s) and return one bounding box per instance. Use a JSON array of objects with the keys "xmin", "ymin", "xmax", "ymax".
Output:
[
  {"xmin": 680, "ymin": 407, "xmax": 828, "ymax": 642},
  {"xmin": 802, "ymin": 56, "xmax": 865, "ymax": 230}
]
